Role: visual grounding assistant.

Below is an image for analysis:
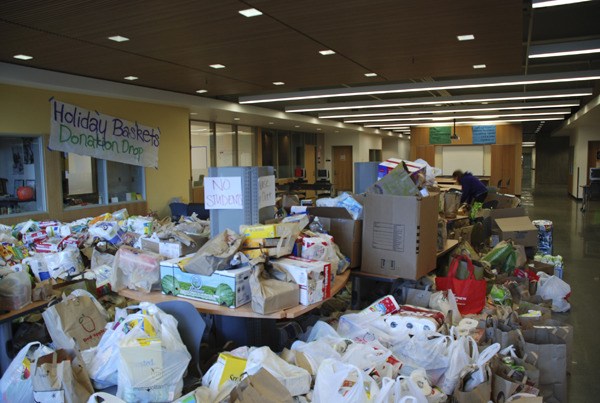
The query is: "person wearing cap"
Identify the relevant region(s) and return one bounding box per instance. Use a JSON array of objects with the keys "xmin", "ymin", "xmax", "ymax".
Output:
[{"xmin": 452, "ymin": 170, "xmax": 488, "ymax": 219}]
